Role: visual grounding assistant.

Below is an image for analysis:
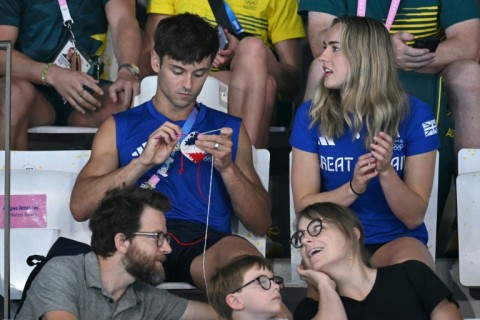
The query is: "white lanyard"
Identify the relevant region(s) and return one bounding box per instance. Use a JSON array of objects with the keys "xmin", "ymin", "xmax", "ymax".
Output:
[
  {"xmin": 357, "ymin": 0, "xmax": 401, "ymax": 30},
  {"xmin": 57, "ymin": 0, "xmax": 73, "ymax": 25}
]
